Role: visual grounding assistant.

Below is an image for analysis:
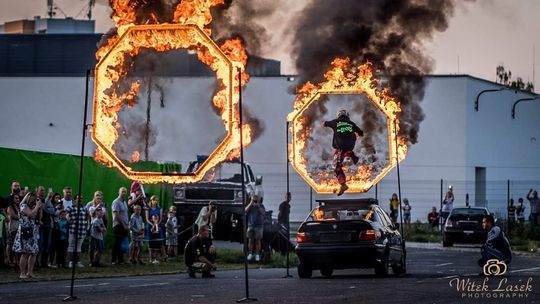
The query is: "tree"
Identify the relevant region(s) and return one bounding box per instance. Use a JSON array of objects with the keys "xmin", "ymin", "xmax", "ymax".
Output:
[{"xmin": 495, "ymin": 65, "xmax": 534, "ymax": 92}]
